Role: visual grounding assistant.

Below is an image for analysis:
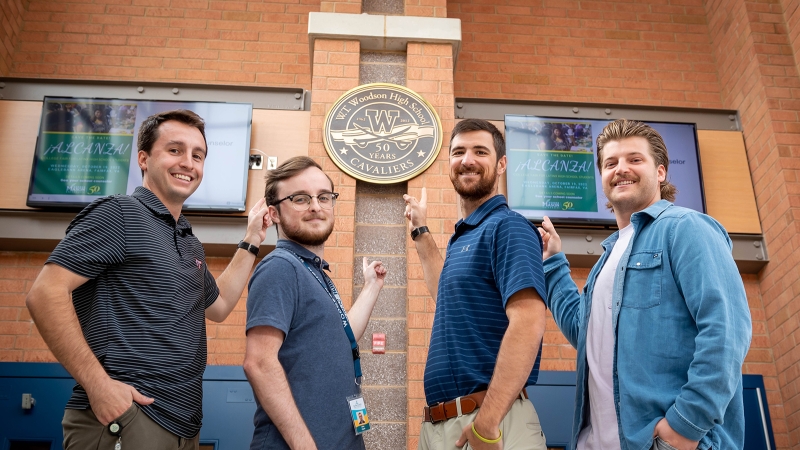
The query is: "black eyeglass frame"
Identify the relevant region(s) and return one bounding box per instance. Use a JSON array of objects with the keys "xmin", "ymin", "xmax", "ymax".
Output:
[{"xmin": 270, "ymin": 192, "xmax": 340, "ymax": 210}]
